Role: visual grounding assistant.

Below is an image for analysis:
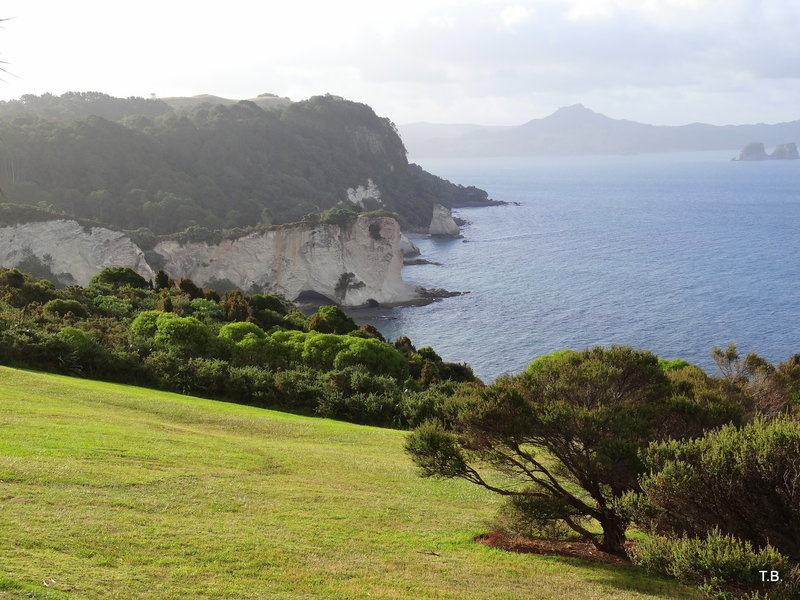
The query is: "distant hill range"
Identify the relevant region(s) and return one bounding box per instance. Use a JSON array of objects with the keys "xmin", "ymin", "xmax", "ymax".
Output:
[{"xmin": 399, "ymin": 104, "xmax": 800, "ymax": 158}]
